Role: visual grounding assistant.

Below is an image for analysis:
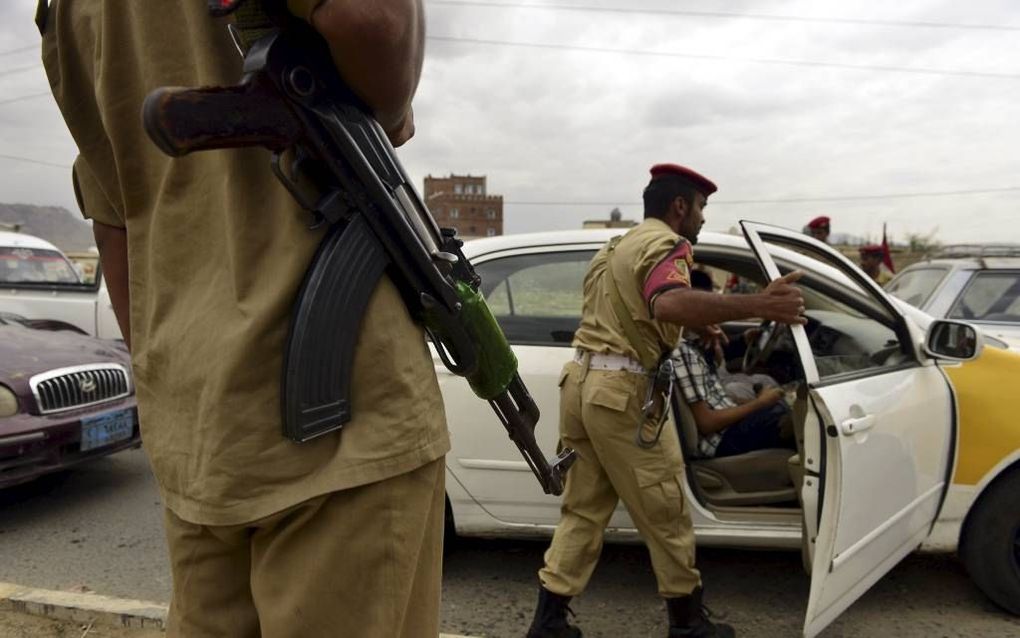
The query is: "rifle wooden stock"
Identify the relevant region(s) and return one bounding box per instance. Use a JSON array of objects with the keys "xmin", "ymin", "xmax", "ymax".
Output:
[{"xmin": 143, "ymin": 80, "xmax": 301, "ymax": 157}]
